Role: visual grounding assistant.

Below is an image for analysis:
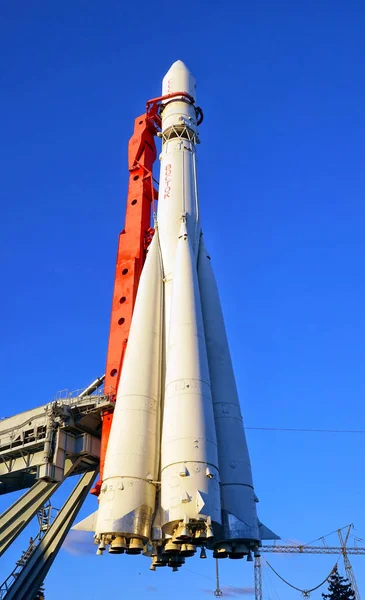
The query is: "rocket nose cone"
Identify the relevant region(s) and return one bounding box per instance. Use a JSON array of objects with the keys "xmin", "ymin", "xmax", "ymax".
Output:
[
  {"xmin": 162, "ymin": 59, "xmax": 196, "ymax": 99},
  {"xmin": 169, "ymin": 60, "xmax": 191, "ymax": 73}
]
